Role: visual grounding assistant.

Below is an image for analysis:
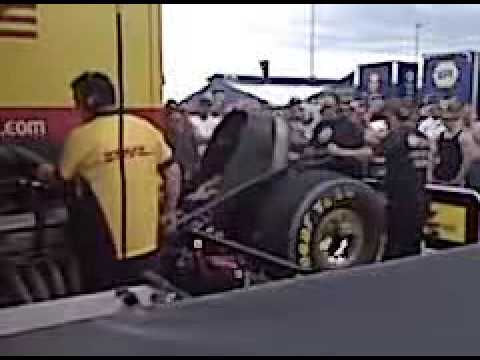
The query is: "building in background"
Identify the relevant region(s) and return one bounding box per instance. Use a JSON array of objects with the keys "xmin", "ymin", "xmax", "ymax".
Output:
[{"xmin": 180, "ymin": 73, "xmax": 354, "ymax": 114}]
